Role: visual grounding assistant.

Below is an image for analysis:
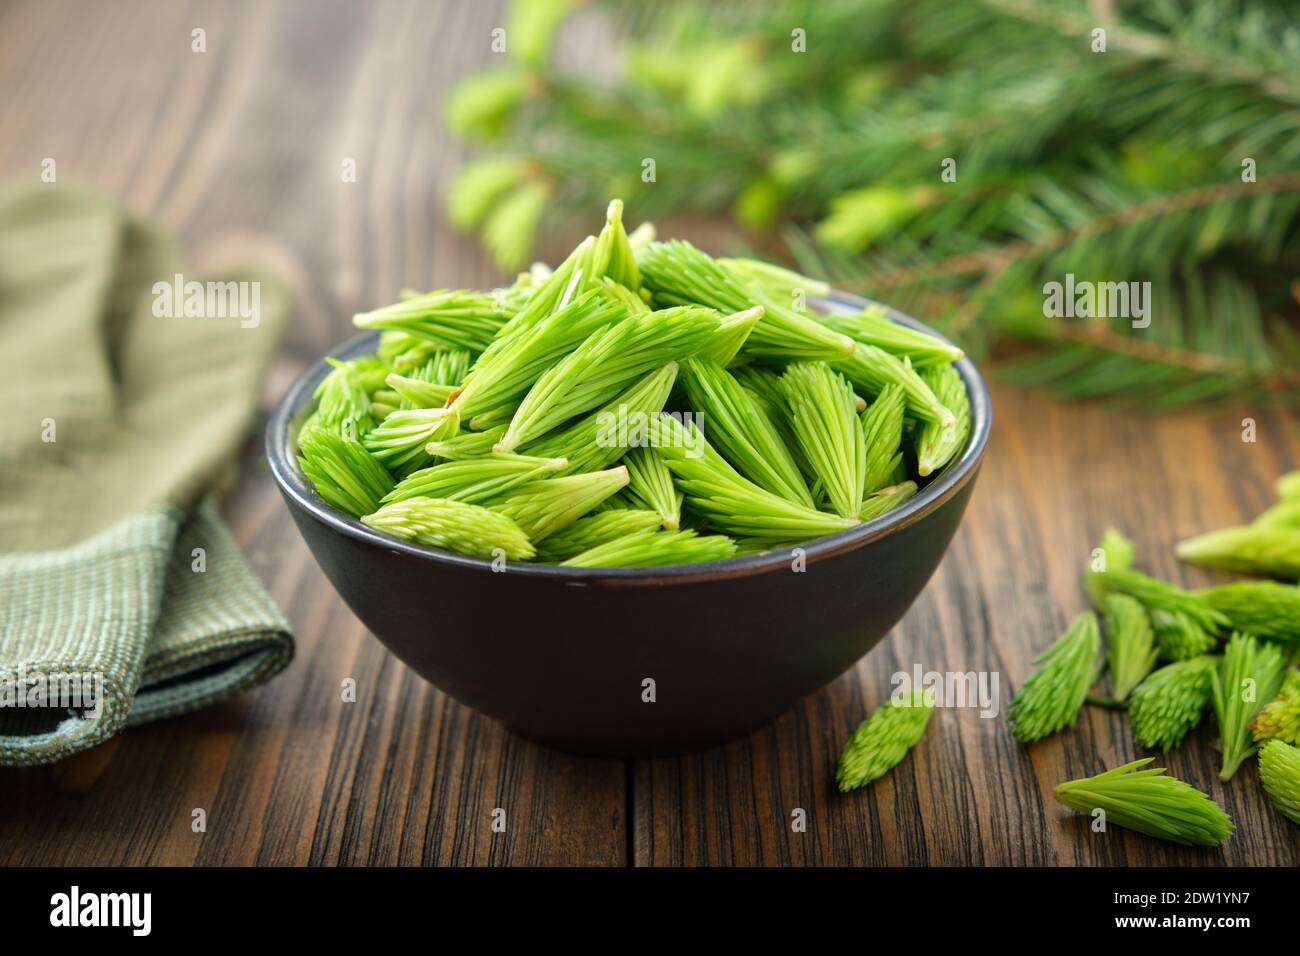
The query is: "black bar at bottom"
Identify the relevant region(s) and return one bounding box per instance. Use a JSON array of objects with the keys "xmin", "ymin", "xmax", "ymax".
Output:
[{"xmin": 0, "ymin": 865, "xmax": 1275, "ymax": 939}]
